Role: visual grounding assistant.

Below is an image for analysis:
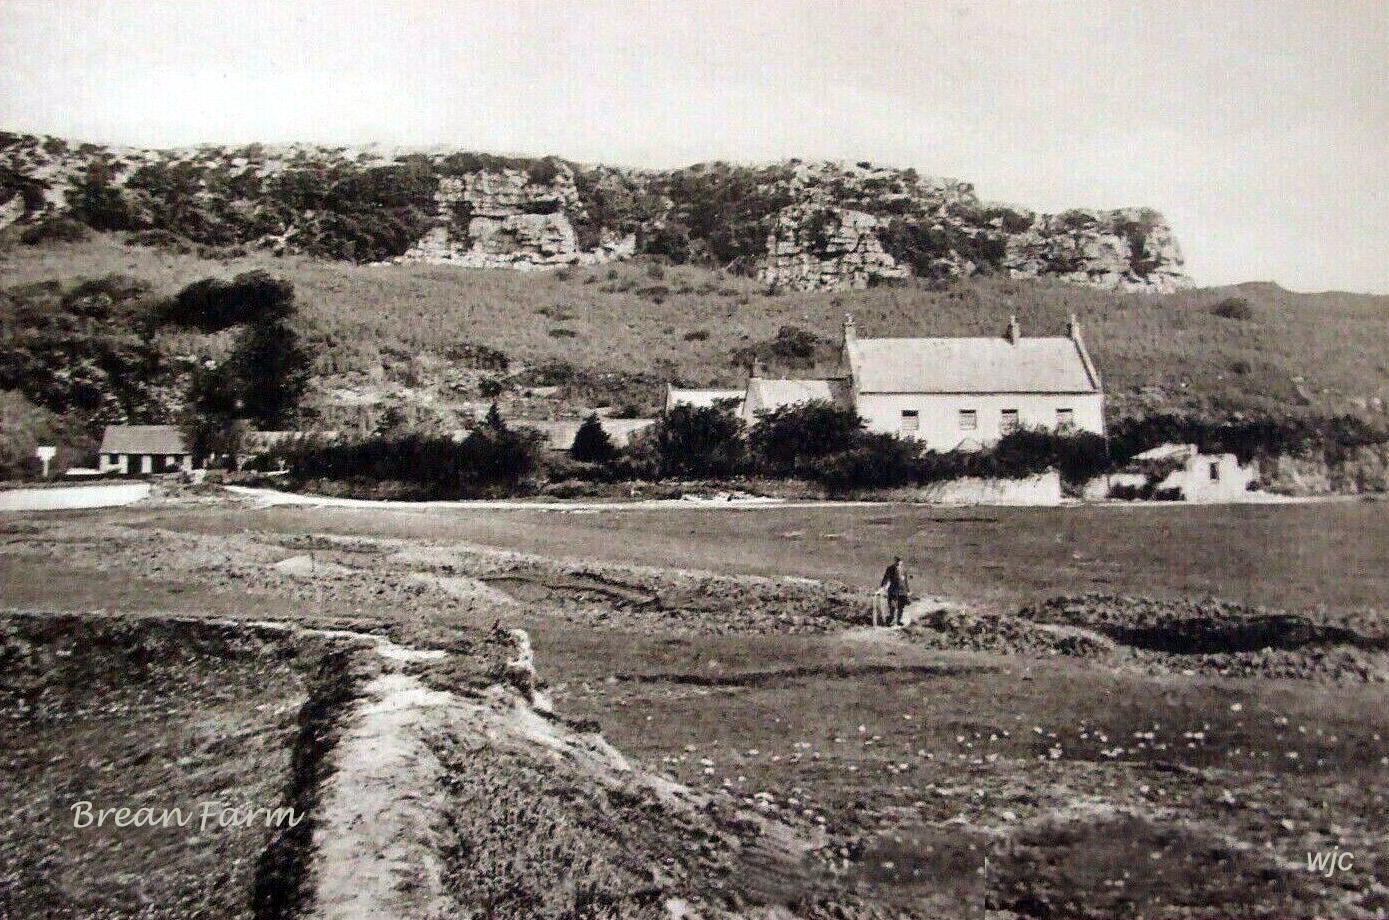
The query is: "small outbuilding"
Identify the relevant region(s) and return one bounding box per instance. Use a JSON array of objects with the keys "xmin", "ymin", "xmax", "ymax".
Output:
[
  {"xmin": 98, "ymin": 425, "xmax": 195, "ymax": 476},
  {"xmin": 1086, "ymin": 443, "xmax": 1258, "ymax": 502}
]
